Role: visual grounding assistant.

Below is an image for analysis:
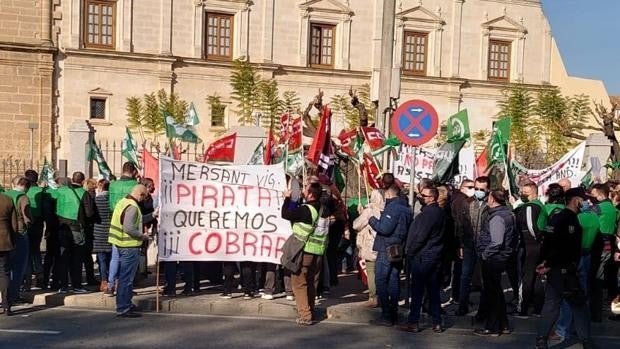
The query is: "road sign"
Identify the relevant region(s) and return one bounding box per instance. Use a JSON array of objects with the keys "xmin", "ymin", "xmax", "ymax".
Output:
[{"xmin": 391, "ymin": 99, "xmax": 439, "ymax": 147}]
